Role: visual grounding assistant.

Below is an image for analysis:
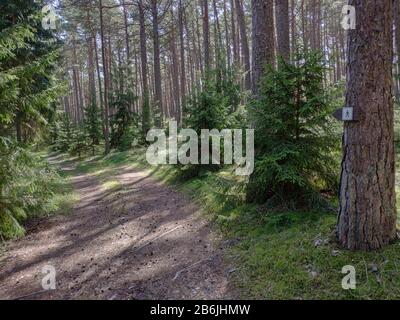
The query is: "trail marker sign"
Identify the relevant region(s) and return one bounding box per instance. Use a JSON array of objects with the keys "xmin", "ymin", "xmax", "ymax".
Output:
[{"xmin": 333, "ymin": 107, "xmax": 358, "ymax": 122}]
